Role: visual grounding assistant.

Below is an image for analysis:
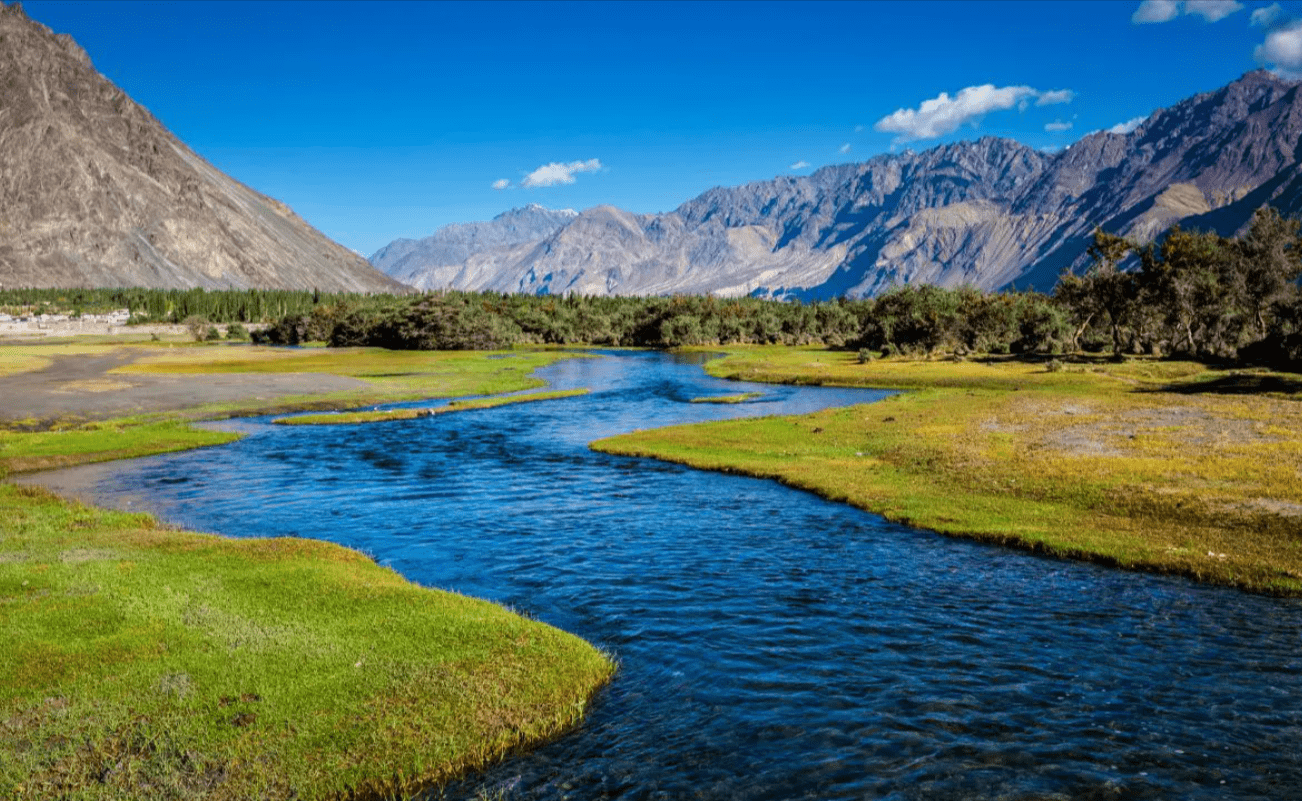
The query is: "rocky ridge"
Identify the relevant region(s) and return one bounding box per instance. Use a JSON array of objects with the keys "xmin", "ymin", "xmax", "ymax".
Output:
[
  {"xmin": 0, "ymin": 3, "xmax": 405, "ymax": 292},
  {"xmin": 378, "ymin": 70, "xmax": 1302, "ymax": 298}
]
